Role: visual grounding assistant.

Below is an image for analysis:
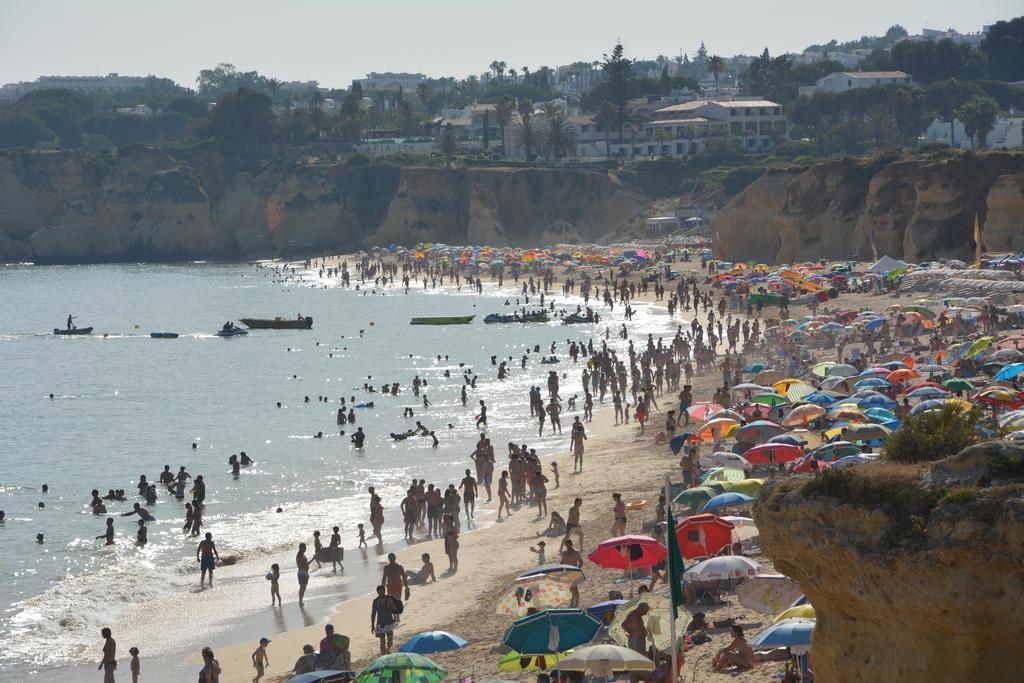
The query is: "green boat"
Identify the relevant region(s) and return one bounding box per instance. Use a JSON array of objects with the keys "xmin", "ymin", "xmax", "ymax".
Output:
[
  {"xmin": 410, "ymin": 315, "xmax": 475, "ymax": 325},
  {"xmin": 240, "ymin": 316, "xmax": 313, "ymax": 329}
]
